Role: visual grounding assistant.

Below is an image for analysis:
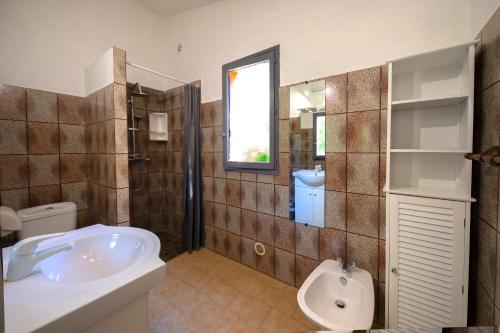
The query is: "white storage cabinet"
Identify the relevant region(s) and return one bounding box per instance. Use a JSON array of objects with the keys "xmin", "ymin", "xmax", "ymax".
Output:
[{"xmin": 385, "ymin": 42, "xmax": 476, "ymax": 329}]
